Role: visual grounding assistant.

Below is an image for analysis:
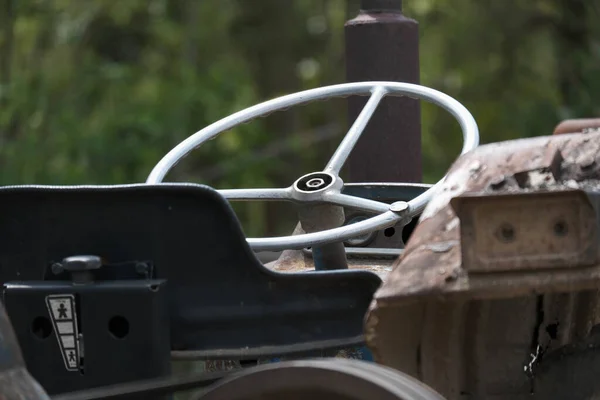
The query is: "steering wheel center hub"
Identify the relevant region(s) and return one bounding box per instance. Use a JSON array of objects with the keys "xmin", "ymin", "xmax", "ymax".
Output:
[
  {"xmin": 294, "ymin": 171, "xmax": 338, "ymax": 194},
  {"xmin": 307, "ymin": 178, "xmax": 325, "ymax": 188}
]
